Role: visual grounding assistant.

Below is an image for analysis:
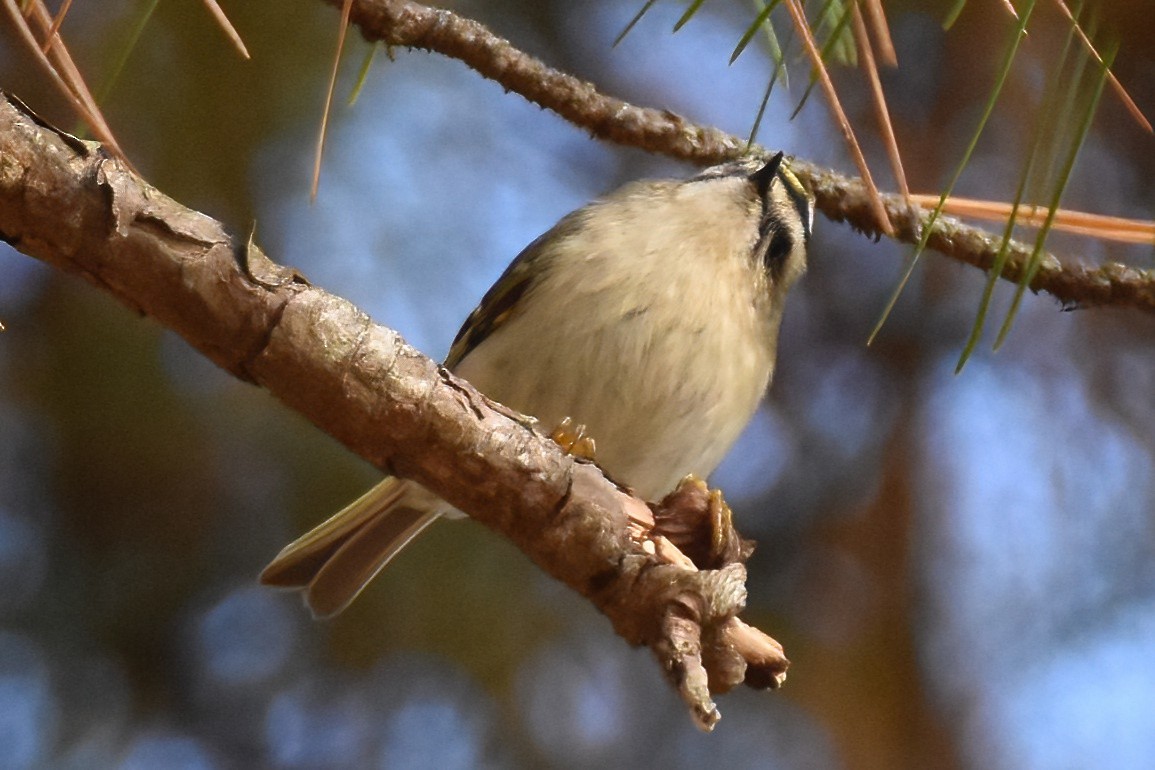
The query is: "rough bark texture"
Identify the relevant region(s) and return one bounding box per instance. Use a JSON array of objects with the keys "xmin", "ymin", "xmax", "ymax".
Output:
[{"xmin": 0, "ymin": 92, "xmax": 786, "ymax": 729}]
